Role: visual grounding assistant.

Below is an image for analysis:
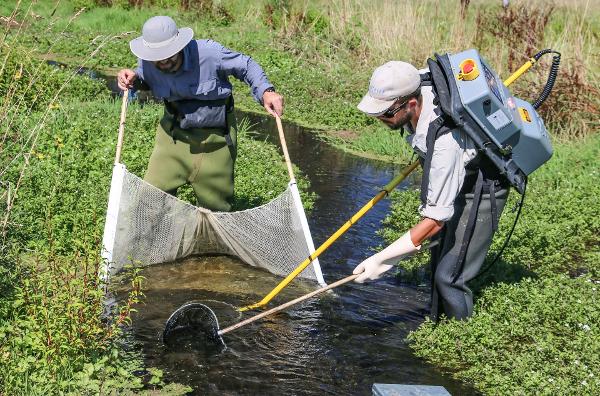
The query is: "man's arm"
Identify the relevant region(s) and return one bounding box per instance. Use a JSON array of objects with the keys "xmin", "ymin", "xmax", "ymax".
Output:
[
  {"xmin": 216, "ymin": 41, "xmax": 284, "ymax": 116},
  {"xmin": 352, "ymin": 217, "xmax": 443, "ymax": 283},
  {"xmin": 354, "ymin": 130, "xmax": 469, "ymax": 283}
]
